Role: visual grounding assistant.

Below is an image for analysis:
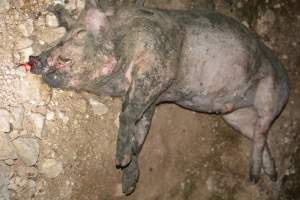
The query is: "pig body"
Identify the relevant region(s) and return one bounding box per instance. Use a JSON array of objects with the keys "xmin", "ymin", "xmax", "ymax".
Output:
[{"xmin": 30, "ymin": 1, "xmax": 289, "ymax": 195}]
